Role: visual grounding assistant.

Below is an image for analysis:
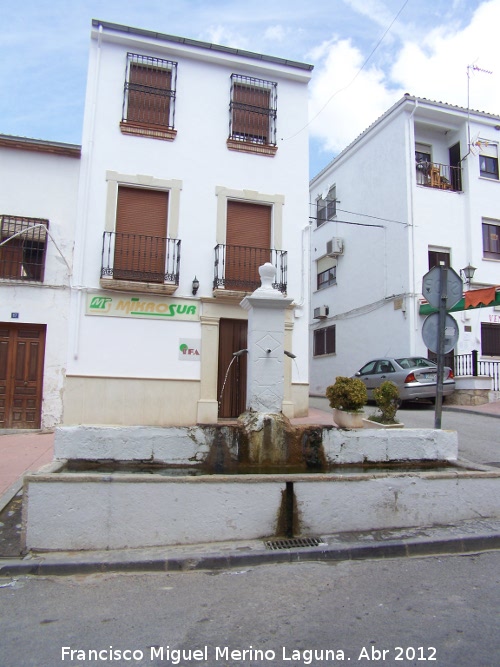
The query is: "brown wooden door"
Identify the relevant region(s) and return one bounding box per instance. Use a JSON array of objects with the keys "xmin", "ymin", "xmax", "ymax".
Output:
[
  {"xmin": 217, "ymin": 319, "xmax": 247, "ymax": 418},
  {"xmin": 0, "ymin": 324, "xmax": 45, "ymax": 429}
]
